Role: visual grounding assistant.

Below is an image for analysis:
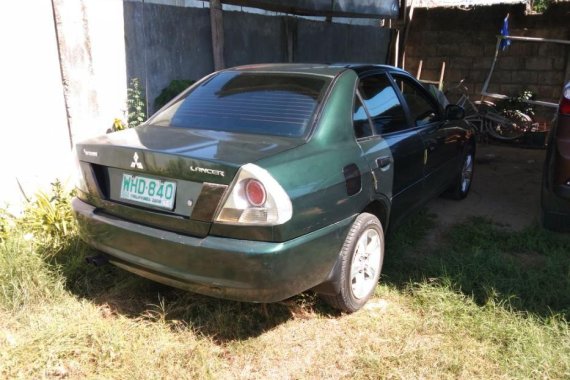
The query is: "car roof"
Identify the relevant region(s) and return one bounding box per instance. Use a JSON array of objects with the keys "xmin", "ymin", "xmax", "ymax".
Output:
[{"xmin": 229, "ymin": 63, "xmax": 407, "ymax": 77}]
